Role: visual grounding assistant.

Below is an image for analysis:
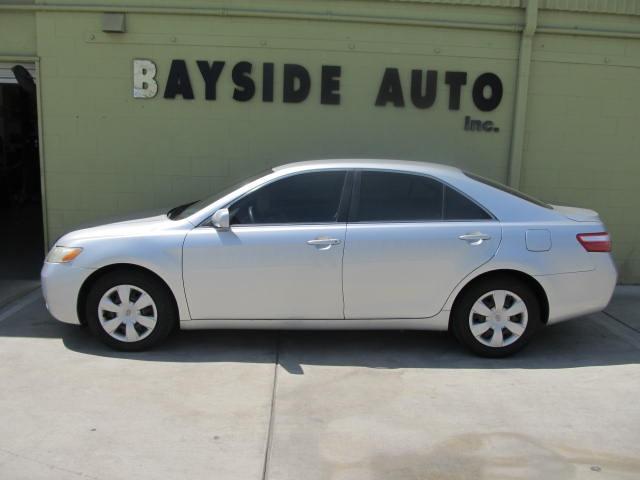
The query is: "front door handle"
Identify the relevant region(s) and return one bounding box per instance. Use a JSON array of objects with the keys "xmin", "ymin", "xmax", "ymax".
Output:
[
  {"xmin": 306, "ymin": 237, "xmax": 341, "ymax": 250},
  {"xmin": 307, "ymin": 238, "xmax": 341, "ymax": 245},
  {"xmin": 458, "ymin": 232, "xmax": 491, "ymax": 246}
]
